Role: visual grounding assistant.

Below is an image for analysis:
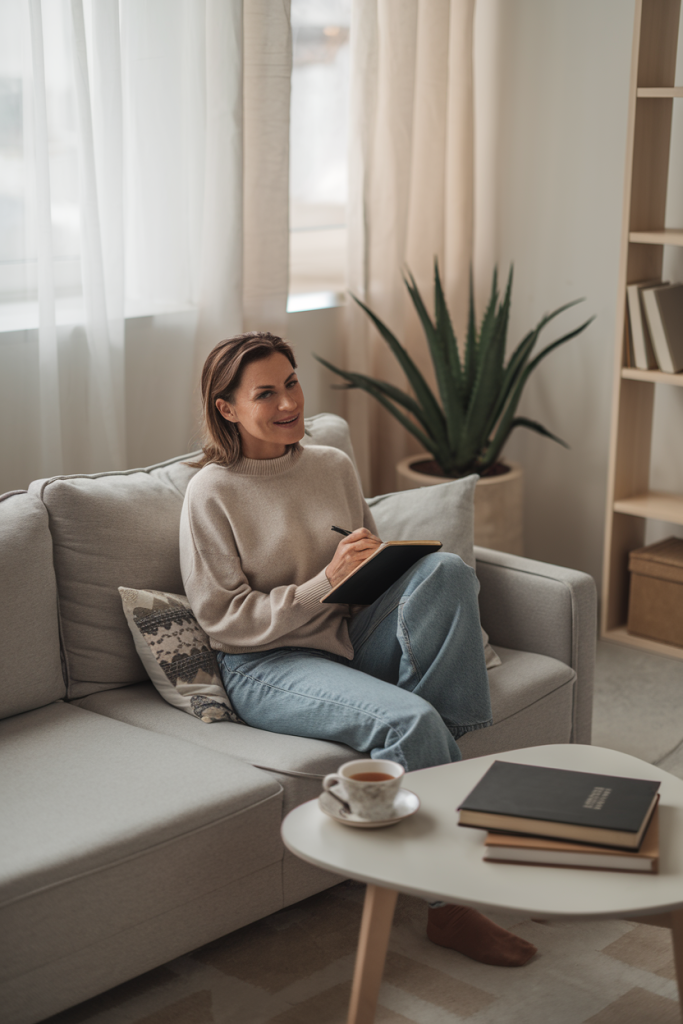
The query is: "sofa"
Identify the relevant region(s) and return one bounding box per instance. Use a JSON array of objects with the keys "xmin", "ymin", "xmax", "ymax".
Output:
[{"xmin": 0, "ymin": 414, "xmax": 596, "ymax": 1024}]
